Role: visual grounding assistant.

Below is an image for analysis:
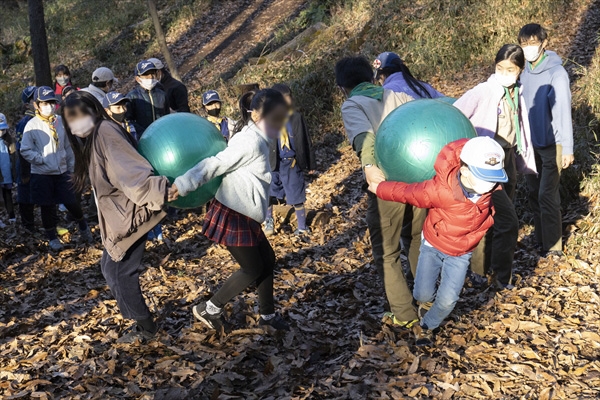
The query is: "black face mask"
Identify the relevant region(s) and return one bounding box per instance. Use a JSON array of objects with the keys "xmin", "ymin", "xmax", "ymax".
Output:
[
  {"xmin": 112, "ymin": 111, "xmax": 126, "ymax": 123},
  {"xmin": 206, "ymin": 108, "xmax": 221, "ymax": 117}
]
